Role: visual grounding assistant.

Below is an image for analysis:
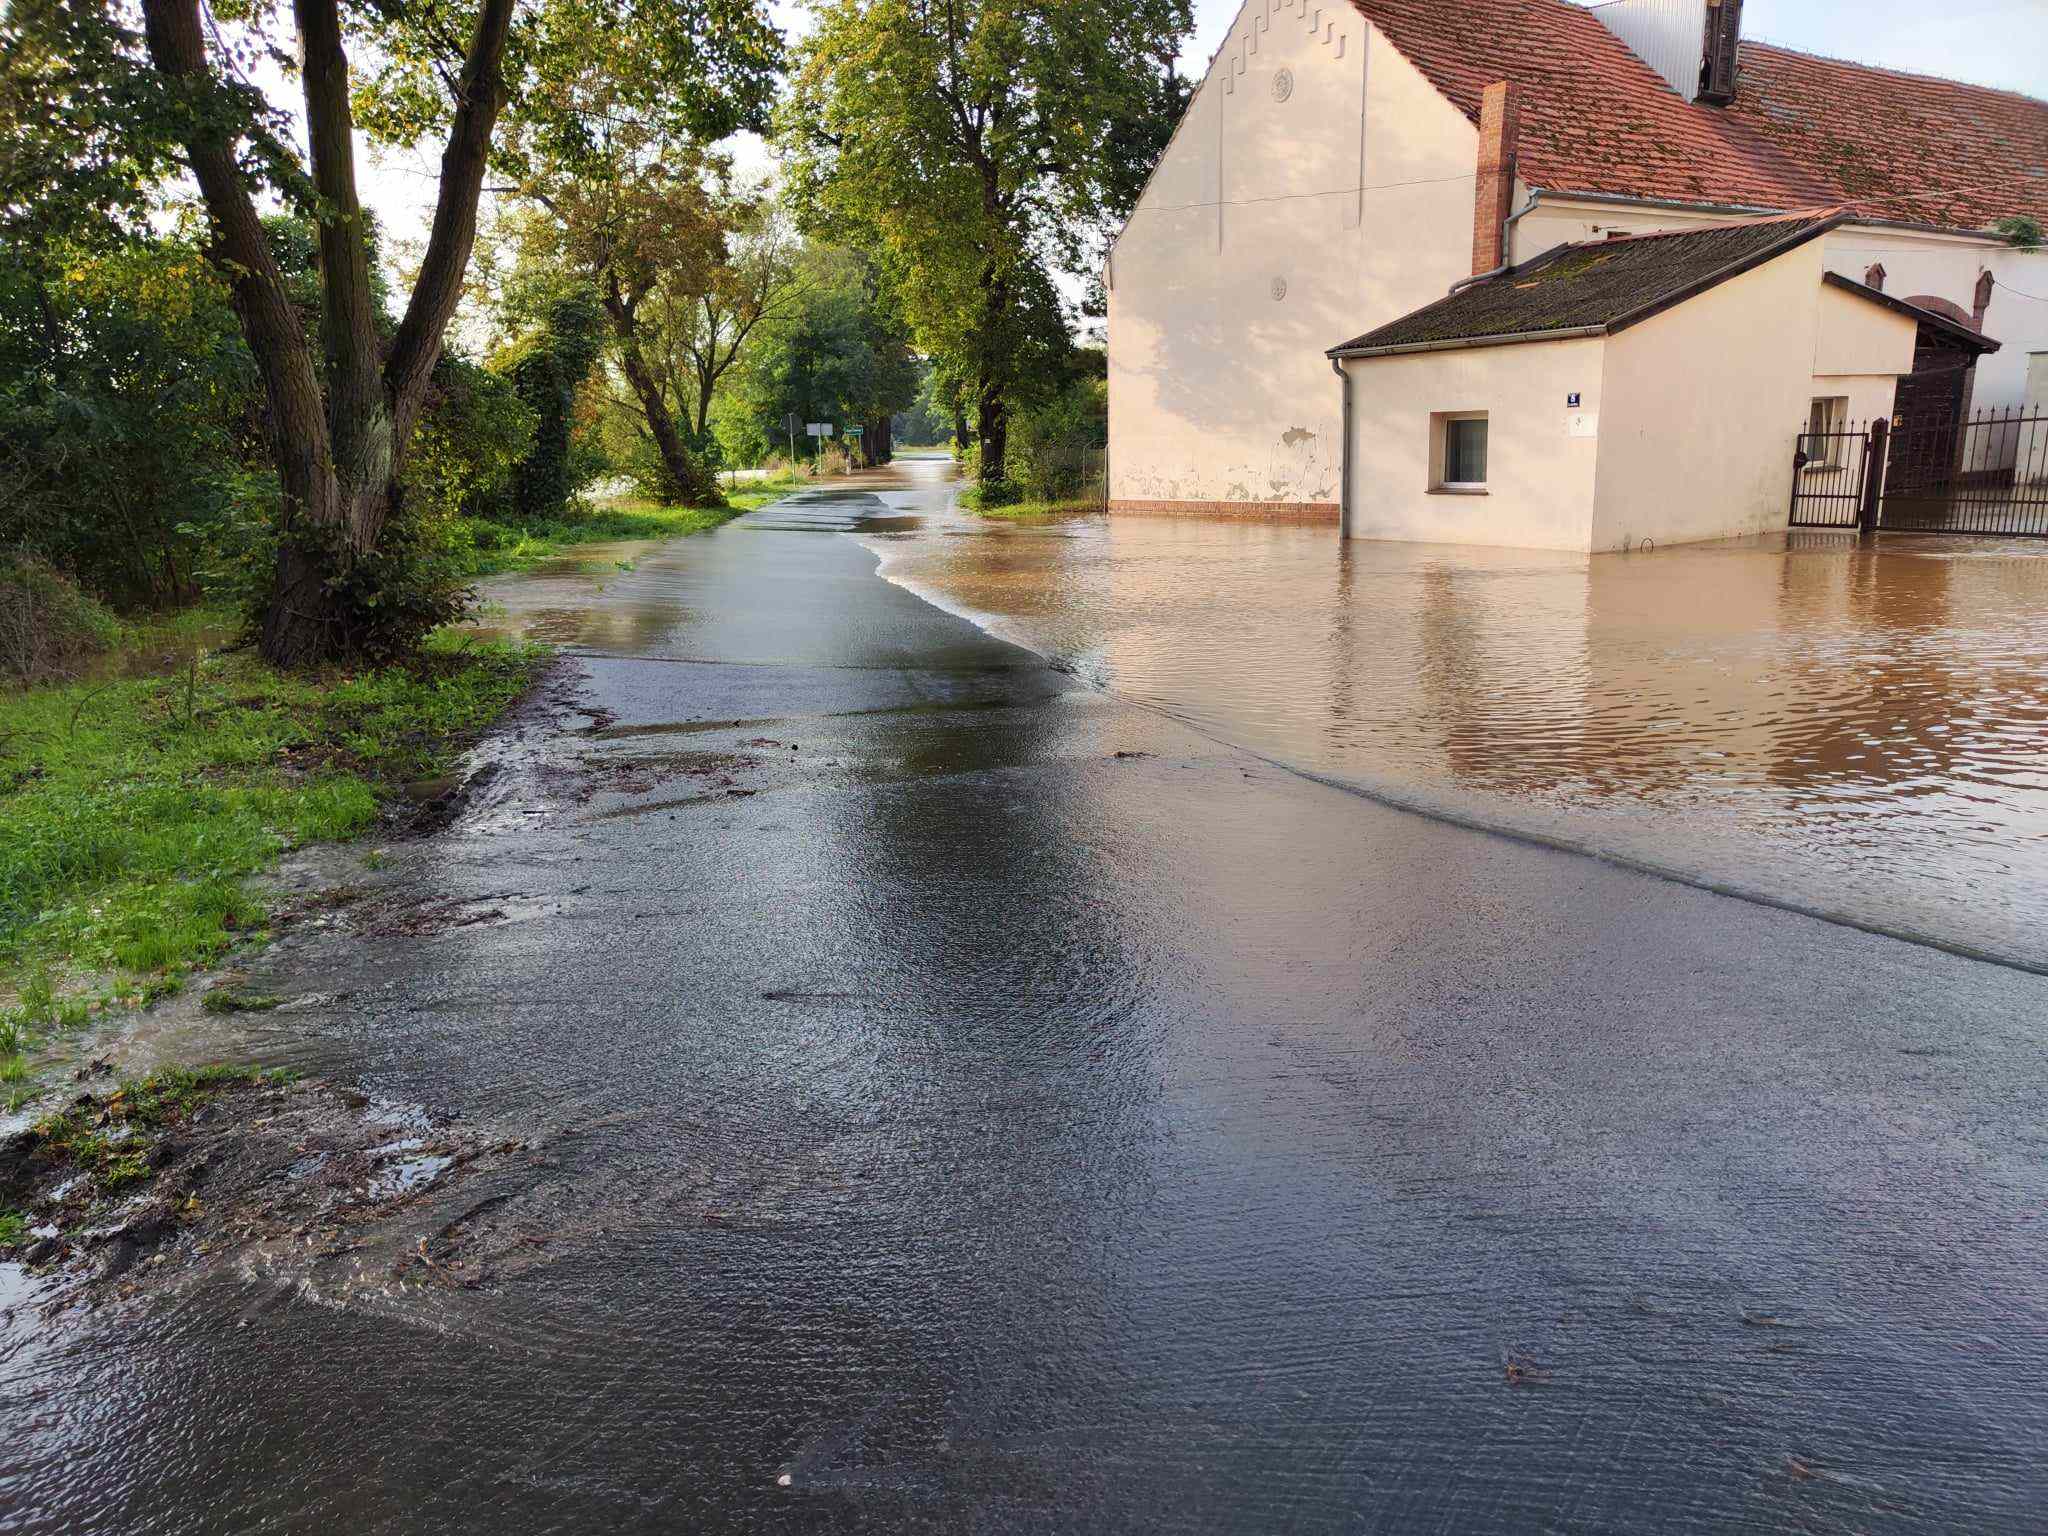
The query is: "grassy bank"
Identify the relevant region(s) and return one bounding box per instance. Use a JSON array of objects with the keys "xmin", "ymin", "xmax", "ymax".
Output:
[
  {"xmin": 0, "ymin": 621, "xmax": 544, "ymax": 1101},
  {"xmin": 458, "ymin": 475, "xmax": 807, "ymax": 576},
  {"xmin": 961, "ymin": 487, "xmax": 1101, "ymax": 520}
]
